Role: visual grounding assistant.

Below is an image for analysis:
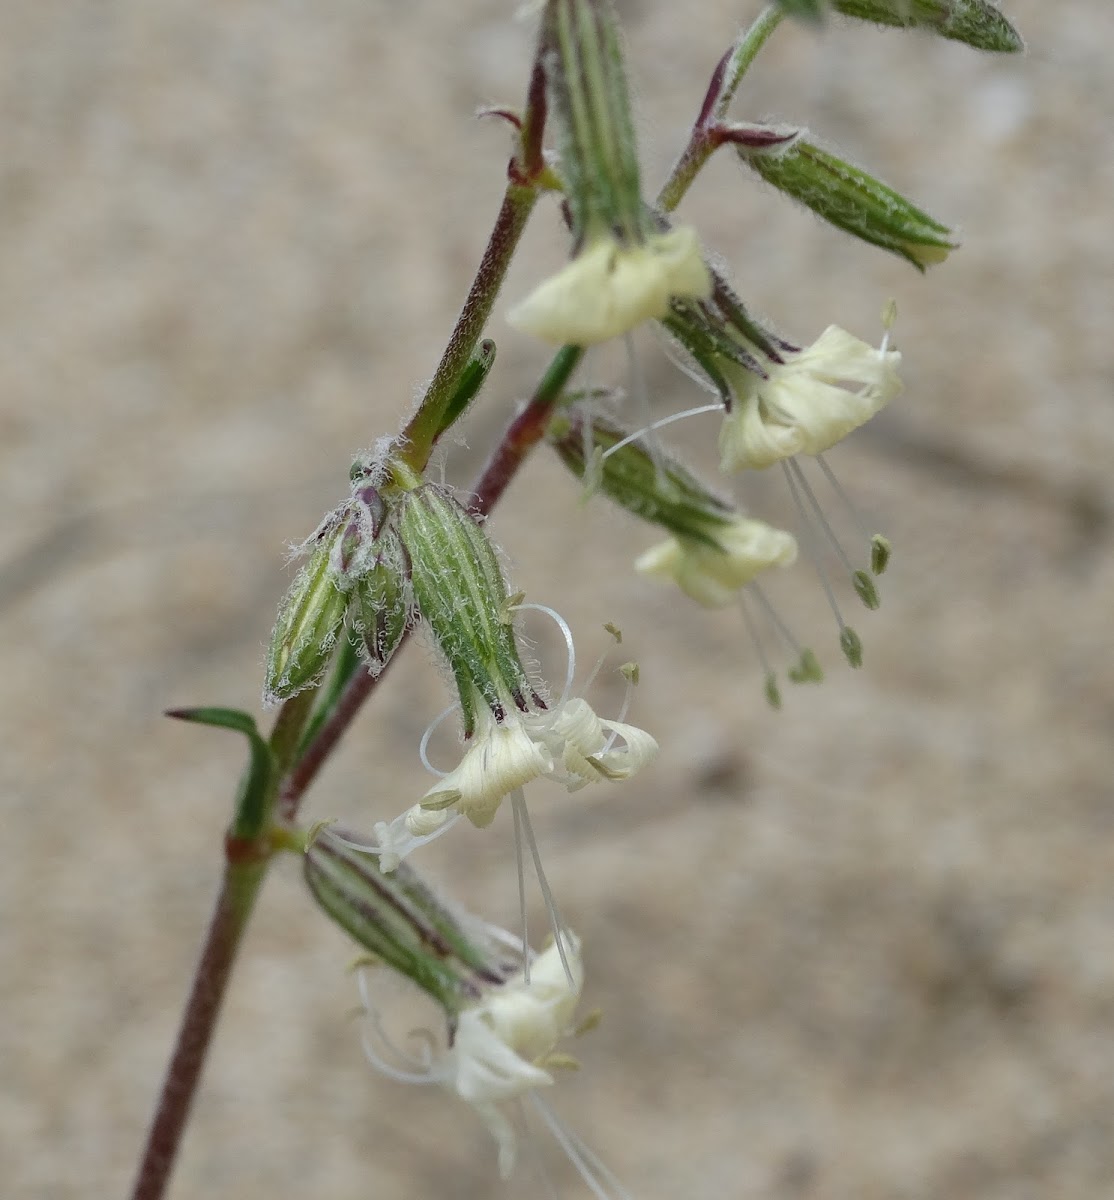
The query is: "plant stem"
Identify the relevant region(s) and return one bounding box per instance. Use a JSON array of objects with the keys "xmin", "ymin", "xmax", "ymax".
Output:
[
  {"xmin": 656, "ymin": 5, "xmax": 783, "ymax": 212},
  {"xmin": 129, "ymin": 859, "xmax": 267, "ymax": 1200},
  {"xmin": 133, "ymin": 27, "xmax": 556, "ymax": 1193},
  {"xmin": 398, "ymin": 183, "xmax": 538, "ymax": 467}
]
